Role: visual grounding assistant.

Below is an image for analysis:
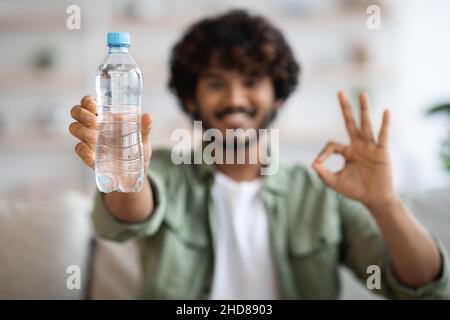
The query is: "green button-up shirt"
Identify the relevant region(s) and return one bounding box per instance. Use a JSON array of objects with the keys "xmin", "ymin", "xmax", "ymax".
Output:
[{"xmin": 91, "ymin": 149, "xmax": 450, "ymax": 299}]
